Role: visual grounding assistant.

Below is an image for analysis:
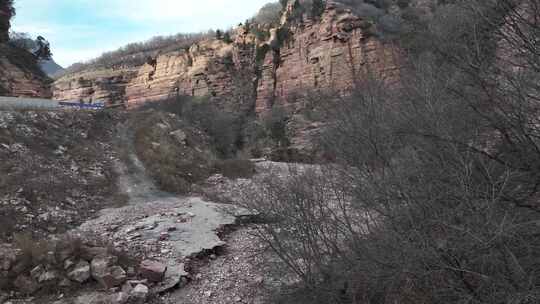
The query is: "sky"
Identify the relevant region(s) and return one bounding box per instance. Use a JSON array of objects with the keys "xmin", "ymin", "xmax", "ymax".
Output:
[{"xmin": 11, "ymin": 0, "xmax": 274, "ymax": 67}]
